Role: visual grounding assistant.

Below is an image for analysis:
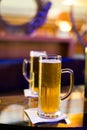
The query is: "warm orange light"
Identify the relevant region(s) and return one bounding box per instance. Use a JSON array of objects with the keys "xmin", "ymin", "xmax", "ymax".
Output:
[
  {"xmin": 58, "ymin": 21, "xmax": 72, "ymax": 32},
  {"xmin": 55, "ymin": 12, "xmax": 72, "ymax": 32}
]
